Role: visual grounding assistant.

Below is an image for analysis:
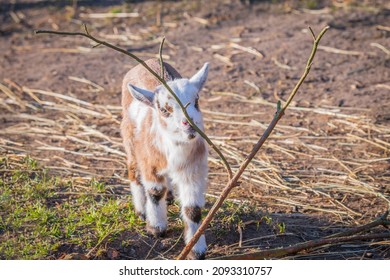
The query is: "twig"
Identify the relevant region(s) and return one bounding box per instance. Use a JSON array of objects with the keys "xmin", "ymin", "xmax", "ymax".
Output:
[
  {"xmin": 177, "ymin": 25, "xmax": 329, "ymax": 260},
  {"xmin": 229, "ymin": 42, "xmax": 264, "ymax": 59},
  {"xmin": 376, "ymin": 25, "xmax": 390, "ymax": 32},
  {"xmin": 68, "ymin": 76, "xmax": 104, "ymax": 91},
  {"xmin": 145, "ymin": 240, "xmax": 159, "ymax": 260},
  {"xmin": 308, "ymin": 27, "xmax": 316, "ymax": 41},
  {"xmin": 370, "ymin": 42, "xmax": 390, "ymax": 56},
  {"xmin": 35, "ymin": 27, "xmax": 233, "ymax": 179},
  {"xmin": 318, "ymin": 45, "xmax": 362, "ymax": 56},
  {"xmin": 79, "ymin": 12, "xmax": 140, "ymax": 19},
  {"xmin": 162, "ymin": 232, "xmax": 184, "ymax": 256},
  {"xmin": 159, "ymin": 37, "xmax": 166, "ymax": 78},
  {"xmin": 272, "ymin": 57, "xmax": 295, "ymax": 70}
]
